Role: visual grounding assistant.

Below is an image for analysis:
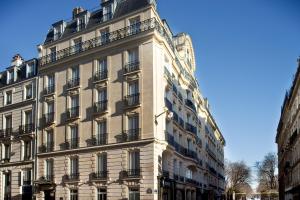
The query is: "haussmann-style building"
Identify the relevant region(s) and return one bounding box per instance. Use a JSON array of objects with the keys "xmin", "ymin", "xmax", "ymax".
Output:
[
  {"xmin": 276, "ymin": 58, "xmax": 300, "ymax": 200},
  {"xmin": 0, "ymin": 0, "xmax": 226, "ymax": 200}
]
